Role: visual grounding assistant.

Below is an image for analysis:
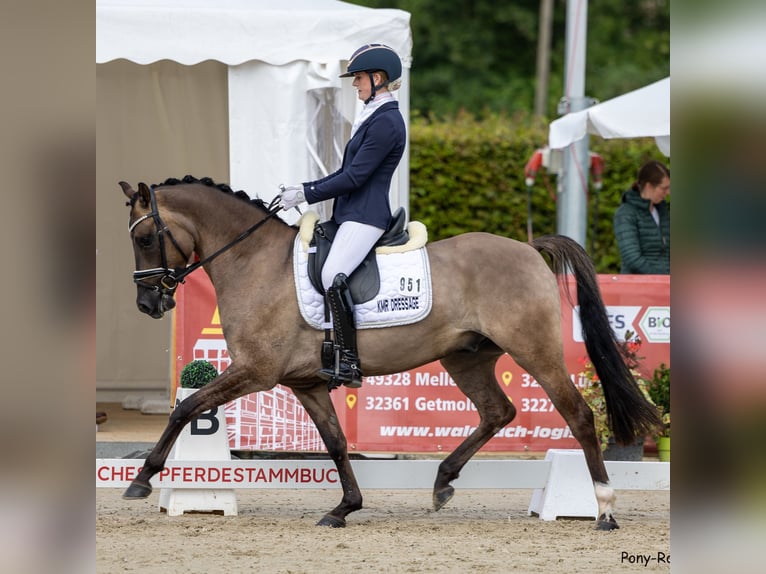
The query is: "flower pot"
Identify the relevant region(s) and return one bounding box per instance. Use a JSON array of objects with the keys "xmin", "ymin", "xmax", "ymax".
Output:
[
  {"xmin": 603, "ymin": 436, "xmax": 645, "ymax": 461},
  {"xmin": 657, "ymin": 436, "xmax": 670, "ymax": 462}
]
